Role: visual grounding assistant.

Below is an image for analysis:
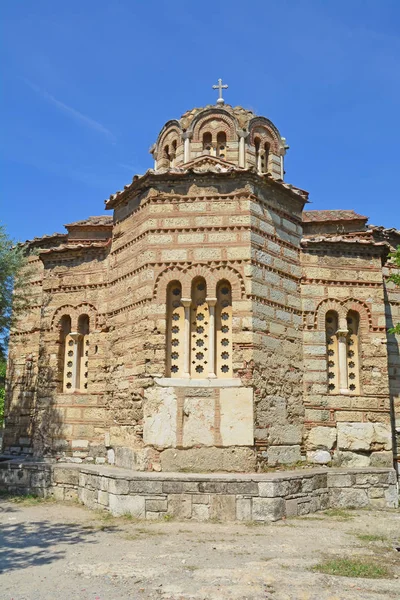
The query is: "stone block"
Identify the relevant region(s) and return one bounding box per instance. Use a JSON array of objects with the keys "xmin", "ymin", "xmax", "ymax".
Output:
[
  {"xmin": 168, "ymin": 494, "xmax": 192, "ymax": 519},
  {"xmin": 146, "ymin": 499, "xmax": 167, "ymax": 512},
  {"xmin": 334, "ymin": 451, "xmax": 371, "ymax": 467},
  {"xmin": 236, "ymin": 498, "xmax": 252, "ymax": 521},
  {"xmin": 107, "ymin": 448, "xmax": 115, "ymax": 464},
  {"xmin": 327, "ymin": 473, "xmax": 353, "ymax": 488},
  {"xmin": 108, "ymin": 478, "xmax": 129, "ymax": 495},
  {"xmin": 268, "ymin": 424, "xmax": 302, "ymax": 446},
  {"xmin": 307, "ymin": 450, "xmax": 331, "ymax": 464},
  {"xmin": 192, "ymin": 504, "xmax": 210, "ymax": 521},
  {"xmin": 115, "ymin": 447, "xmax": 137, "ymax": 470},
  {"xmin": 330, "ymin": 488, "xmax": 369, "ymax": 509},
  {"xmin": 306, "ymin": 427, "xmax": 337, "ymax": 450},
  {"xmin": 143, "ymin": 386, "xmax": 177, "ymax": 448},
  {"xmin": 51, "ymin": 486, "xmax": 65, "ymax": 501},
  {"xmin": 131, "ymin": 480, "xmax": 163, "ymax": 494},
  {"xmin": 78, "ymin": 487, "xmax": 98, "ymax": 509},
  {"xmin": 162, "ymin": 481, "xmax": 199, "ymax": 494},
  {"xmin": 252, "ymin": 497, "xmax": 285, "ymax": 522},
  {"xmin": 109, "ymin": 494, "xmax": 145, "ymax": 518},
  {"xmin": 98, "ymin": 490, "xmax": 109, "ymax": 506},
  {"xmin": 285, "ymin": 498, "xmax": 298, "ymax": 517},
  {"xmin": 370, "ymin": 451, "xmax": 394, "ymax": 467},
  {"xmin": 337, "ymin": 422, "xmax": 392, "ymax": 452},
  {"xmin": 182, "ymin": 396, "xmax": 214, "ymax": 447},
  {"xmin": 210, "ymin": 495, "xmax": 236, "ymax": 522},
  {"xmin": 219, "ymin": 388, "xmax": 254, "ymax": 446},
  {"xmin": 225, "ymin": 482, "xmax": 259, "ymax": 496},
  {"xmin": 192, "ymin": 494, "xmax": 209, "ymax": 504},
  {"xmin": 53, "ymin": 467, "xmax": 79, "ymax": 486},
  {"xmin": 258, "ymin": 480, "xmax": 289, "ymax": 497},
  {"xmin": 384, "ymin": 486, "xmax": 398, "ymax": 508},
  {"xmin": 267, "ymin": 445, "xmax": 301, "ymax": 465},
  {"xmin": 160, "ymin": 447, "xmax": 257, "ymax": 473}
]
